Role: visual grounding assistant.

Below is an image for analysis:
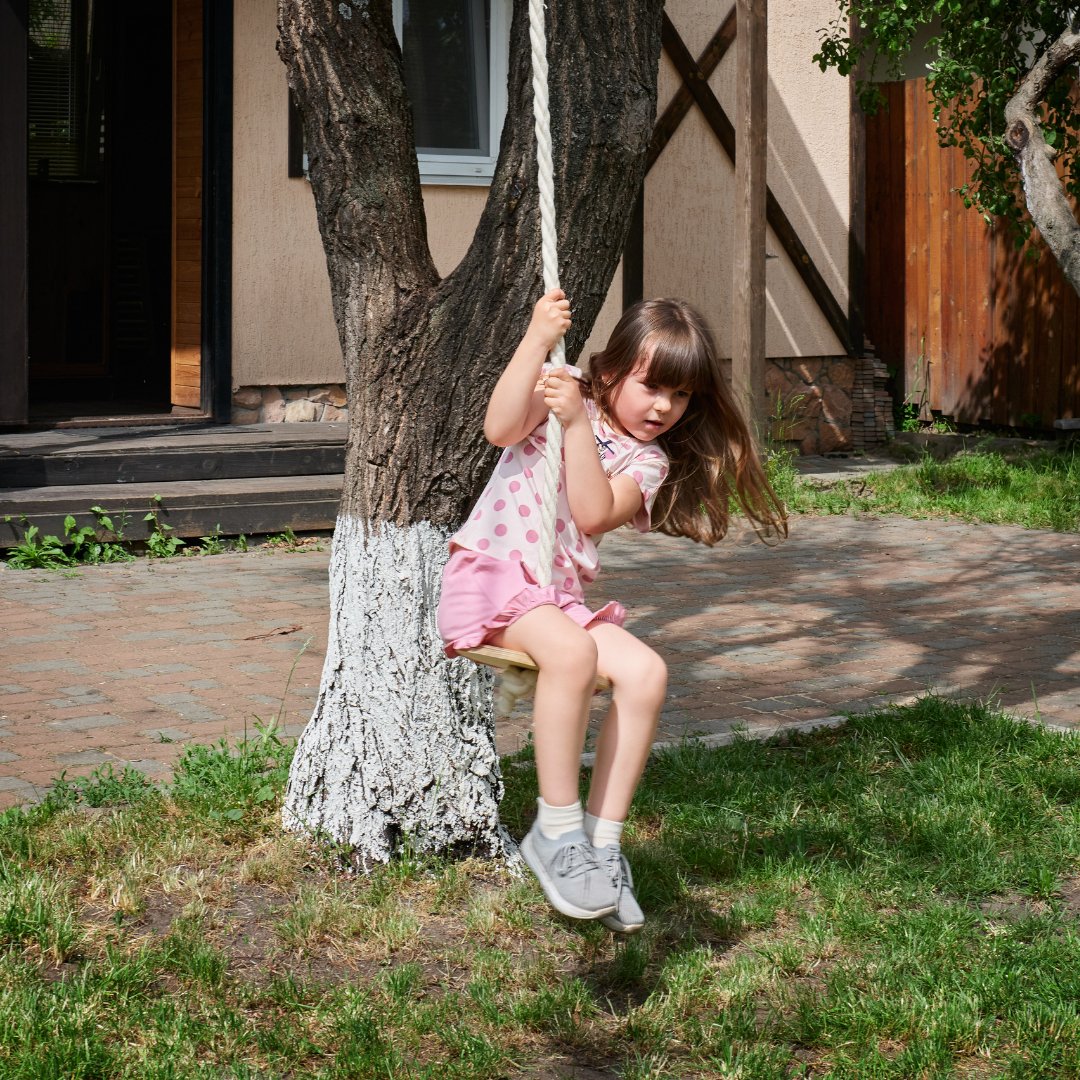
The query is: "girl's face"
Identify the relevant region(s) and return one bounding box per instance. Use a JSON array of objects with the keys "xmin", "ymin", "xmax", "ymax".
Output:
[{"xmin": 607, "ymin": 357, "xmax": 692, "ymax": 443}]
